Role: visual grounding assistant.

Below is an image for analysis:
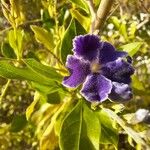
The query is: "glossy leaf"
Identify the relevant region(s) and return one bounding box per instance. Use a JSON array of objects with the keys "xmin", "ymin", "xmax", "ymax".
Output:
[
  {"xmin": 31, "ymin": 82, "xmax": 59, "ymax": 94},
  {"xmin": 59, "ymin": 100, "xmax": 101, "ymax": 150},
  {"xmin": 79, "ymin": 102, "xmax": 100, "ymax": 150},
  {"xmin": 61, "ymin": 19, "xmax": 86, "ymax": 63},
  {"xmin": 31, "ymin": 25, "xmax": 55, "ymax": 50},
  {"xmin": 24, "ymin": 58, "xmax": 63, "ymax": 82},
  {"xmin": 54, "ymin": 101, "xmax": 74, "ymax": 136},
  {"xmin": 37, "ymin": 104, "xmax": 61, "ymax": 150},
  {"xmin": 69, "ymin": 0, "xmax": 89, "ymax": 13},
  {"xmin": 70, "ymin": 9, "xmax": 90, "ymax": 32},
  {"xmin": 119, "ymin": 42, "xmax": 143, "ymax": 56},
  {"xmin": 26, "ymin": 92, "xmax": 40, "ymax": 120},
  {"xmin": 8, "ymin": 29, "xmax": 25, "ymax": 59},
  {"xmin": 120, "ymin": 22, "xmax": 128, "ymax": 41},
  {"xmin": 0, "ymin": 59, "xmax": 58, "ymax": 86},
  {"xmin": 59, "ymin": 100, "xmax": 82, "ymax": 150},
  {"xmin": 97, "ymin": 109, "xmax": 118, "ymax": 149},
  {"xmin": 40, "ymin": 128, "xmax": 58, "ymax": 150},
  {"xmin": 8, "ymin": 30, "xmax": 18, "ymax": 55}
]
